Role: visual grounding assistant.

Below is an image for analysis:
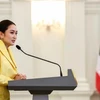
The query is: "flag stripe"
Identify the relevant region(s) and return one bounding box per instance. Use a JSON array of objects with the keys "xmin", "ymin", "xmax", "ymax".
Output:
[
  {"xmin": 96, "ymin": 55, "xmax": 100, "ymax": 93},
  {"xmin": 96, "ymin": 72, "xmax": 100, "ymax": 93}
]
